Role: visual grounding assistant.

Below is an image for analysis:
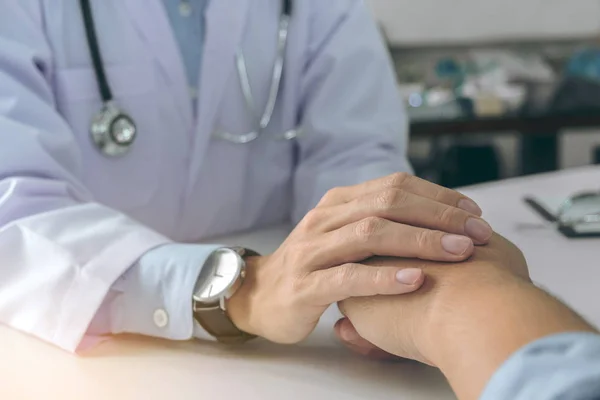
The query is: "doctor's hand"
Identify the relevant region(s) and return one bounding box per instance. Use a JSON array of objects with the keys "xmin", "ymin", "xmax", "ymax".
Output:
[
  {"xmin": 228, "ymin": 173, "xmax": 493, "ymax": 344},
  {"xmin": 335, "ymin": 234, "xmax": 530, "ymax": 365}
]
